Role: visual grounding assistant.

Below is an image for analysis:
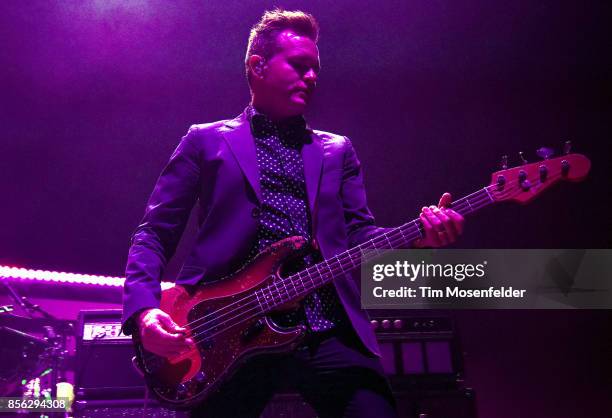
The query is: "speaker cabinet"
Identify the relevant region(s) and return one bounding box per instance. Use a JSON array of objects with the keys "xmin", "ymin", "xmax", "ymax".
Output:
[{"xmin": 75, "ymin": 310, "xmax": 145, "ymax": 399}]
